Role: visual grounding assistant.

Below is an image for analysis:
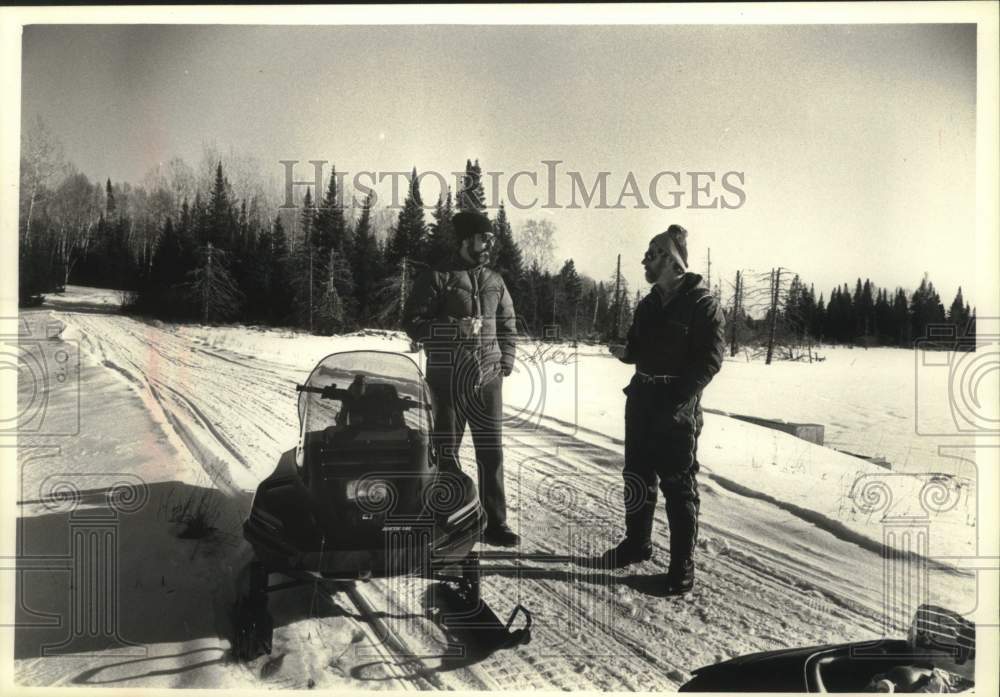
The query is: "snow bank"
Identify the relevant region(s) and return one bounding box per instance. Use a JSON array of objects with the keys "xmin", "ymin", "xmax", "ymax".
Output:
[
  {"xmin": 176, "ymin": 324, "xmax": 413, "ymax": 375},
  {"xmin": 45, "ymin": 285, "xmax": 122, "ymax": 307}
]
